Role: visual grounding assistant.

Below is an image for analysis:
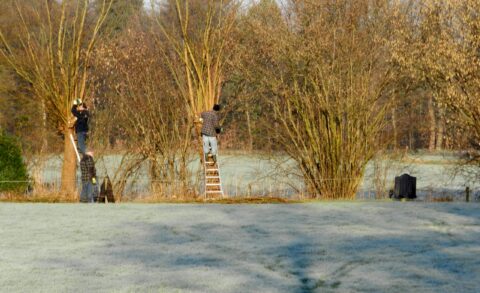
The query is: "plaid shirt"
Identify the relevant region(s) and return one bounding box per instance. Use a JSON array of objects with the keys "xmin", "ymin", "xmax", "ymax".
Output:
[
  {"xmin": 80, "ymin": 155, "xmax": 96, "ymax": 183},
  {"xmin": 201, "ymin": 111, "xmax": 219, "ymax": 137}
]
